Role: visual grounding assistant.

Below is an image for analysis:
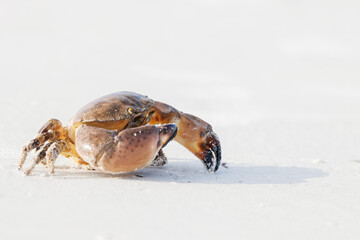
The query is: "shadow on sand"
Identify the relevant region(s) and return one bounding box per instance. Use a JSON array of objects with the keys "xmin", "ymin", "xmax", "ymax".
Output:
[{"xmin": 39, "ymin": 159, "xmax": 328, "ymax": 185}]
